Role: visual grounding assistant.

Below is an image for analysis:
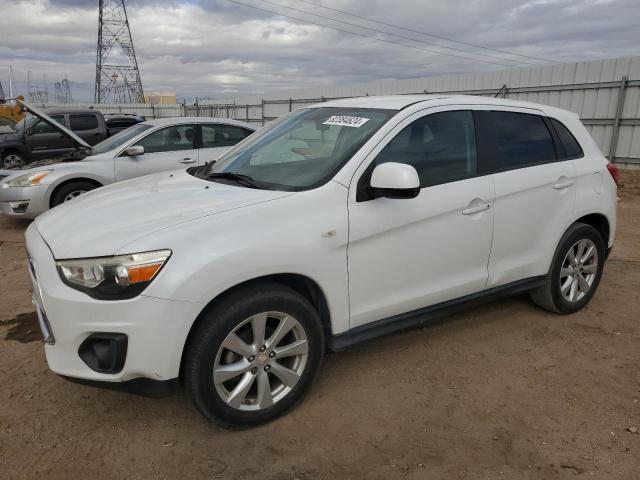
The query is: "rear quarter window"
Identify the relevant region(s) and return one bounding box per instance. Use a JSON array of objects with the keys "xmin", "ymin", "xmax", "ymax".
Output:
[{"xmin": 550, "ymin": 118, "xmax": 584, "ymax": 159}]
